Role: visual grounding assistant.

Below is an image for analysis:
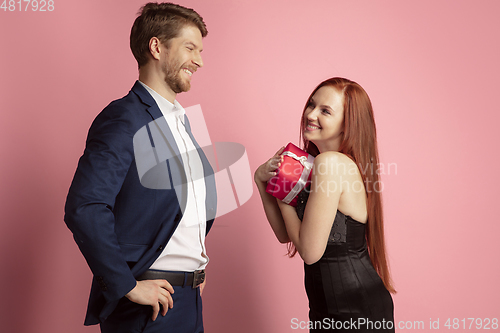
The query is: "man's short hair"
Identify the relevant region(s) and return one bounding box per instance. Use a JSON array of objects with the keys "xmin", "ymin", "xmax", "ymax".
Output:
[{"xmin": 130, "ymin": 2, "xmax": 208, "ymax": 68}]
